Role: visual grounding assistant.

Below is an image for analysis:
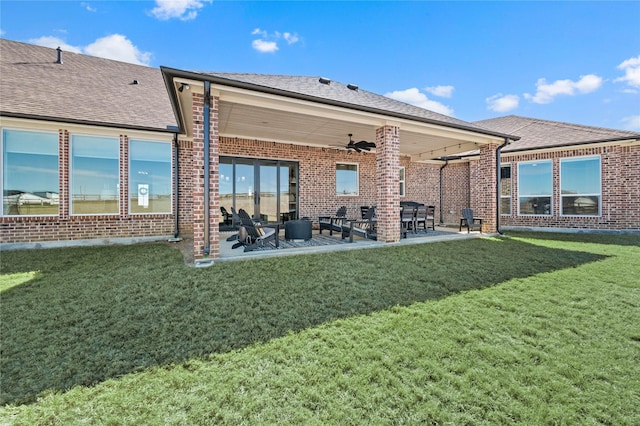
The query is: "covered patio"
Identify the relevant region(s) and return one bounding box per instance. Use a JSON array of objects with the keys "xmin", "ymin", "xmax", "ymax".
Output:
[{"xmin": 161, "ymin": 68, "xmax": 518, "ymax": 262}]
